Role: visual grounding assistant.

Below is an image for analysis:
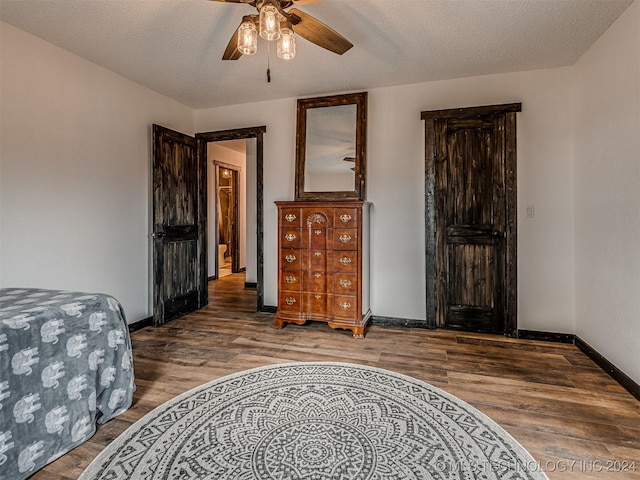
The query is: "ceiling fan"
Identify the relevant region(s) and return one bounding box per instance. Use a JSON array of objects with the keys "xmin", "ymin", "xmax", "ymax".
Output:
[{"xmin": 211, "ymin": 0, "xmax": 353, "ymax": 61}]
